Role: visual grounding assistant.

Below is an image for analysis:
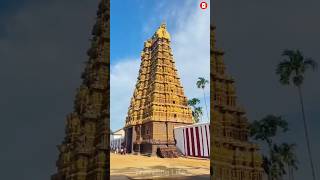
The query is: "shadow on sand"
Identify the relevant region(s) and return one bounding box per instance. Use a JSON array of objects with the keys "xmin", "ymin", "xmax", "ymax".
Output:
[
  {"xmin": 111, "ymin": 165, "xmax": 209, "ymax": 180},
  {"xmin": 111, "ymin": 175, "xmax": 209, "ymax": 180}
]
